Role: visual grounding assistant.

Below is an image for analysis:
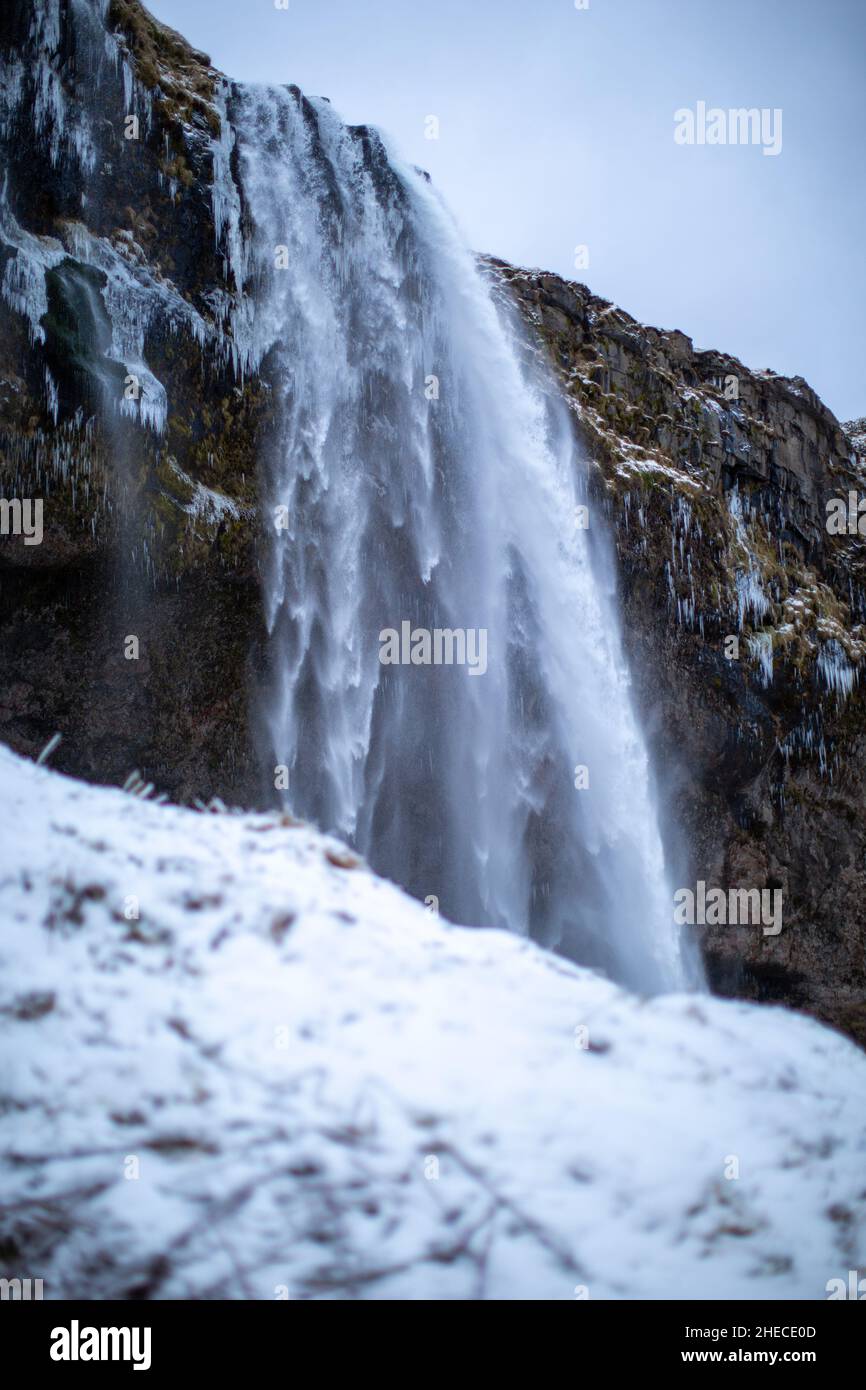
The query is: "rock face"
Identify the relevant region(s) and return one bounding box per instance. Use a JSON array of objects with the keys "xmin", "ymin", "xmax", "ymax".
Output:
[
  {"xmin": 495, "ymin": 266, "xmax": 866, "ymax": 1043},
  {"xmin": 0, "ymin": 0, "xmax": 269, "ymax": 804},
  {"xmin": 1, "ymin": 1, "xmax": 864, "ymax": 1040}
]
